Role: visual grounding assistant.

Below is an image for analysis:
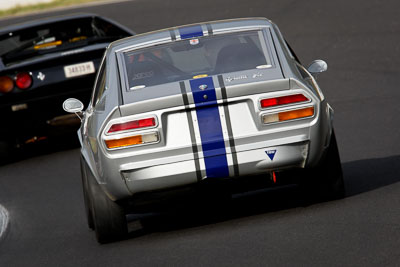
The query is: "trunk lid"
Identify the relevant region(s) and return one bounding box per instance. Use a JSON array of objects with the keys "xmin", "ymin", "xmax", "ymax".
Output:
[{"xmin": 115, "ymin": 77, "xmax": 290, "ymax": 179}]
